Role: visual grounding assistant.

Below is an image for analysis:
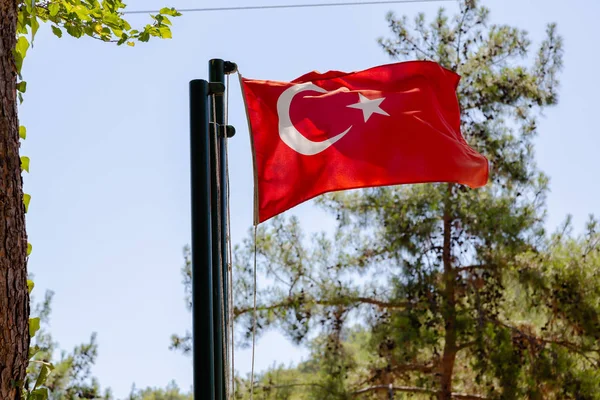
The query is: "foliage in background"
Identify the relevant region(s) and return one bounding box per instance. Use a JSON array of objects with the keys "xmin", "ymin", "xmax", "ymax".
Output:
[
  {"xmin": 25, "ymin": 286, "xmax": 112, "ymax": 400},
  {"xmin": 26, "ymin": 287, "xmax": 194, "ymax": 400},
  {"xmin": 18, "ymin": 1, "xmax": 180, "ymax": 398},
  {"xmin": 15, "ymin": 0, "xmax": 180, "ymax": 105},
  {"xmin": 127, "ymin": 381, "xmax": 192, "ymax": 400},
  {"xmin": 222, "ymin": 1, "xmax": 600, "ymax": 399},
  {"xmin": 170, "ymin": 247, "xmax": 193, "ymax": 357}
]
